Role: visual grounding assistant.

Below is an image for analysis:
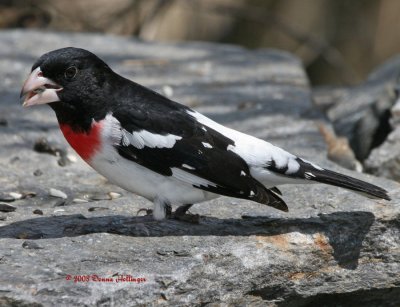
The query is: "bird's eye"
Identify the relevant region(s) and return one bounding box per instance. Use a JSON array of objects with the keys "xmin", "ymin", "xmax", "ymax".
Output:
[{"xmin": 64, "ymin": 66, "xmax": 78, "ymax": 80}]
